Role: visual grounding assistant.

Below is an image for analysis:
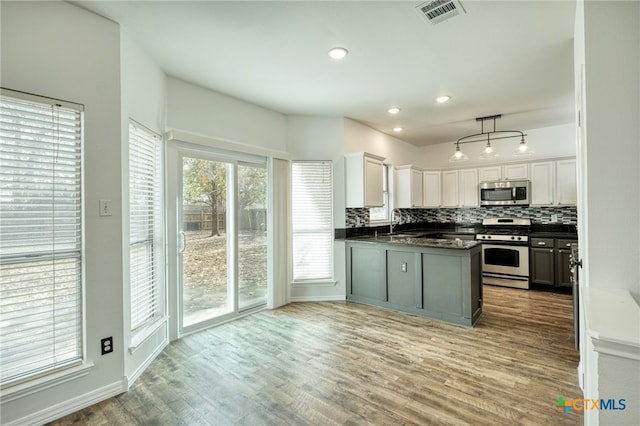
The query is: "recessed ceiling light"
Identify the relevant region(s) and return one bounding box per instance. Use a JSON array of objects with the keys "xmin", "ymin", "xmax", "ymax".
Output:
[
  {"xmin": 387, "ymin": 107, "xmax": 401, "ymax": 114},
  {"xmin": 436, "ymin": 95, "xmax": 452, "ymax": 103},
  {"xmin": 328, "ymin": 47, "xmax": 348, "ymax": 60},
  {"xmin": 393, "ymin": 127, "xmax": 404, "ymax": 132}
]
